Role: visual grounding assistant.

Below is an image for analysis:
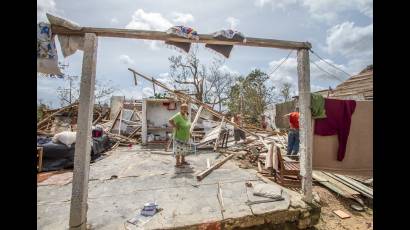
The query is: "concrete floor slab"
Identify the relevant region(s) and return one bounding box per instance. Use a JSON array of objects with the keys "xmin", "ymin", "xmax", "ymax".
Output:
[{"xmin": 37, "ymin": 146, "xmax": 316, "ymax": 229}]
